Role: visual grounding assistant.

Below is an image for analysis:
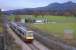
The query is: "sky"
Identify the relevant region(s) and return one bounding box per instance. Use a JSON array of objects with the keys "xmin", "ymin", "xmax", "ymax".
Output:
[{"xmin": 0, "ymin": 0, "xmax": 76, "ymax": 11}]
